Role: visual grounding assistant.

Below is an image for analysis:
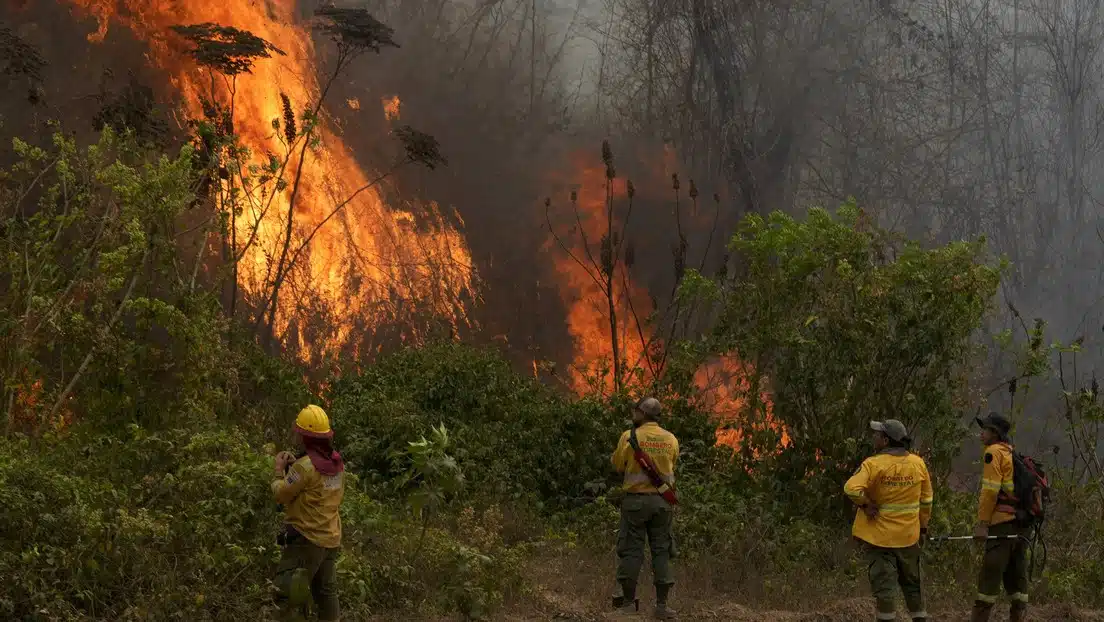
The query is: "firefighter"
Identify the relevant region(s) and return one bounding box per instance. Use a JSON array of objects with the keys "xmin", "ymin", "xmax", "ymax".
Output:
[
  {"xmin": 271, "ymin": 405, "xmax": 345, "ymax": 621},
  {"xmin": 844, "ymin": 420, "xmax": 933, "ymax": 622},
  {"xmin": 610, "ymin": 397, "xmax": 679, "ymax": 619},
  {"xmin": 971, "ymin": 412, "xmax": 1029, "ymax": 622}
]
